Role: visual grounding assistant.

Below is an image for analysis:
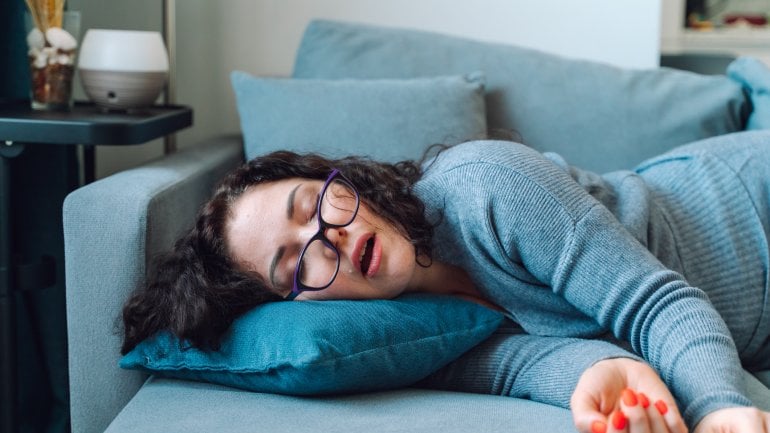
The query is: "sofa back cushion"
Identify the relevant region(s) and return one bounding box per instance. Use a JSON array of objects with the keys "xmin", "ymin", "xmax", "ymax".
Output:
[
  {"xmin": 293, "ymin": 20, "xmax": 751, "ymax": 173},
  {"xmin": 232, "ymin": 71, "xmax": 487, "ymax": 162}
]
